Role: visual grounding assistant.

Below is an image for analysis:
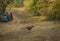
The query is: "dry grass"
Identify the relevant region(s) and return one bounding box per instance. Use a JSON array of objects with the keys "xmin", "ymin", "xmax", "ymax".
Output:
[
  {"xmin": 0, "ymin": 7, "xmax": 60, "ymax": 41},
  {"xmin": 0, "ymin": 21, "xmax": 60, "ymax": 41}
]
